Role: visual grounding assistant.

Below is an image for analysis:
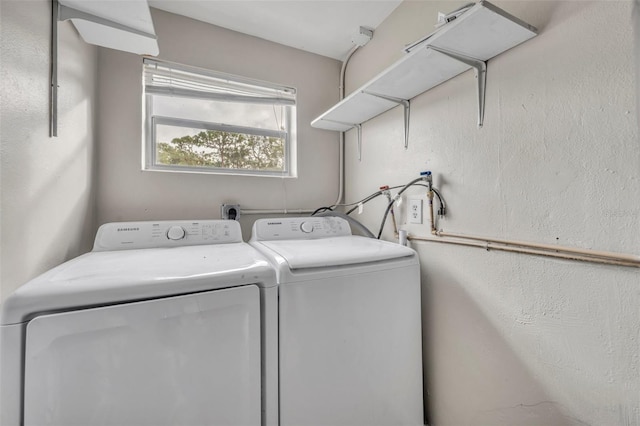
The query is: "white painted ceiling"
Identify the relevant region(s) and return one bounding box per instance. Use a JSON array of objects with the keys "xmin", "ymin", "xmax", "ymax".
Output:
[{"xmin": 147, "ymin": 0, "xmax": 402, "ymax": 60}]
